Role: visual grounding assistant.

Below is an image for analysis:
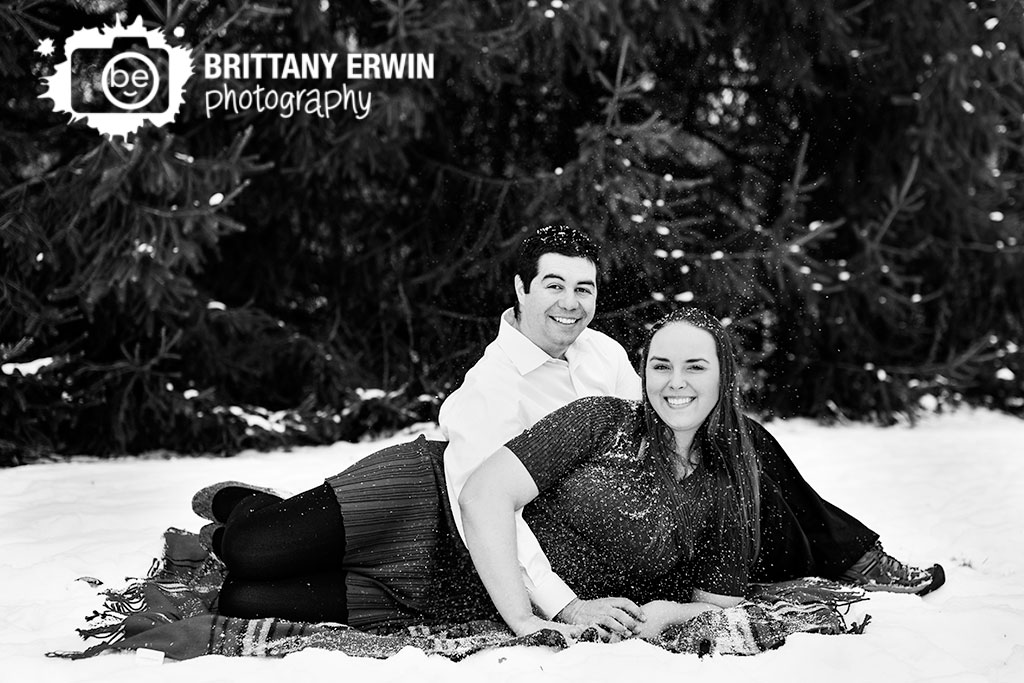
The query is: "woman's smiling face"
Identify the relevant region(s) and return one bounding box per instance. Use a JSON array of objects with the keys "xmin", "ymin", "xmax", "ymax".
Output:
[{"xmin": 645, "ymin": 321, "xmax": 721, "ymax": 447}]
